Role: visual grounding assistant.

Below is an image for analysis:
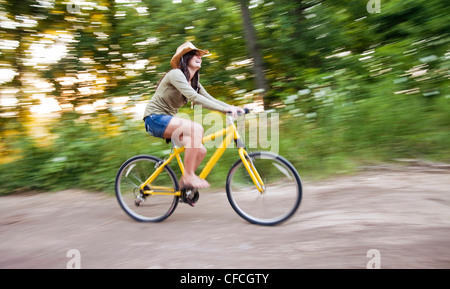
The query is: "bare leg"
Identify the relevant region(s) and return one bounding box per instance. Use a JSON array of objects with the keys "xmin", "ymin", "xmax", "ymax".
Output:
[{"xmin": 163, "ymin": 117, "xmax": 210, "ymax": 189}]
